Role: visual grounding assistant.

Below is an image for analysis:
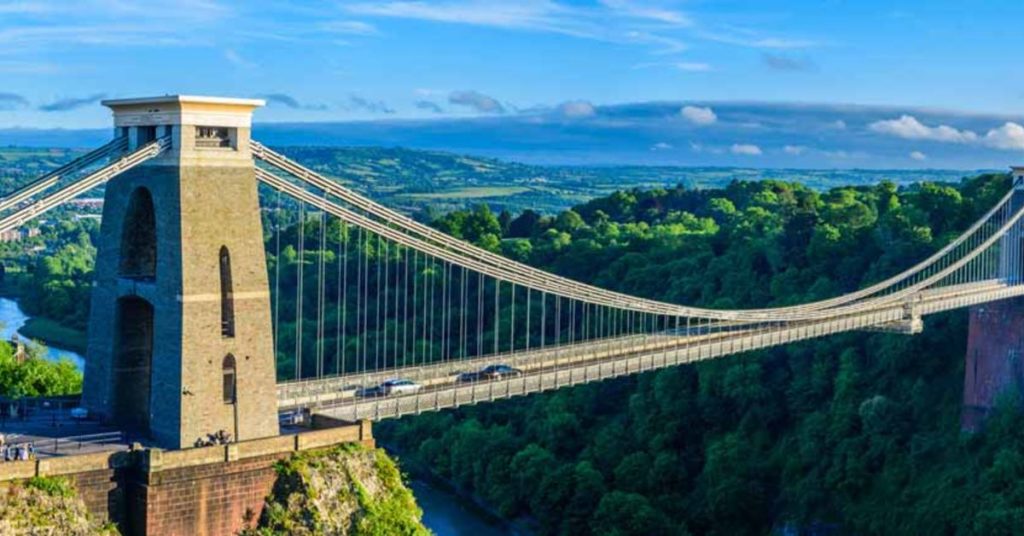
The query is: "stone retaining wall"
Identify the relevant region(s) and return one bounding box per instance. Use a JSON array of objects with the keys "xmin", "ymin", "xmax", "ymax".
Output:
[{"xmin": 0, "ymin": 419, "xmax": 372, "ymax": 536}]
